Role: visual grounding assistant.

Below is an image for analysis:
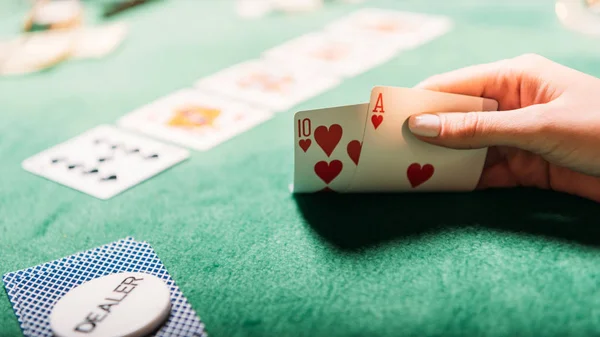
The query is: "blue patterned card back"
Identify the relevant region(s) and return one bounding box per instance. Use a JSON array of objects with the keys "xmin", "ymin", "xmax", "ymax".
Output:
[{"xmin": 2, "ymin": 237, "xmax": 207, "ymax": 337}]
